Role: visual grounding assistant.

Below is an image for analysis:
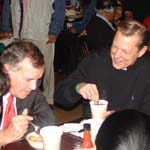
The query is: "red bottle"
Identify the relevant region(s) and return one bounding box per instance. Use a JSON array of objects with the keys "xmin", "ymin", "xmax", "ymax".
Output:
[{"xmin": 81, "ymin": 123, "xmax": 94, "ymax": 150}]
